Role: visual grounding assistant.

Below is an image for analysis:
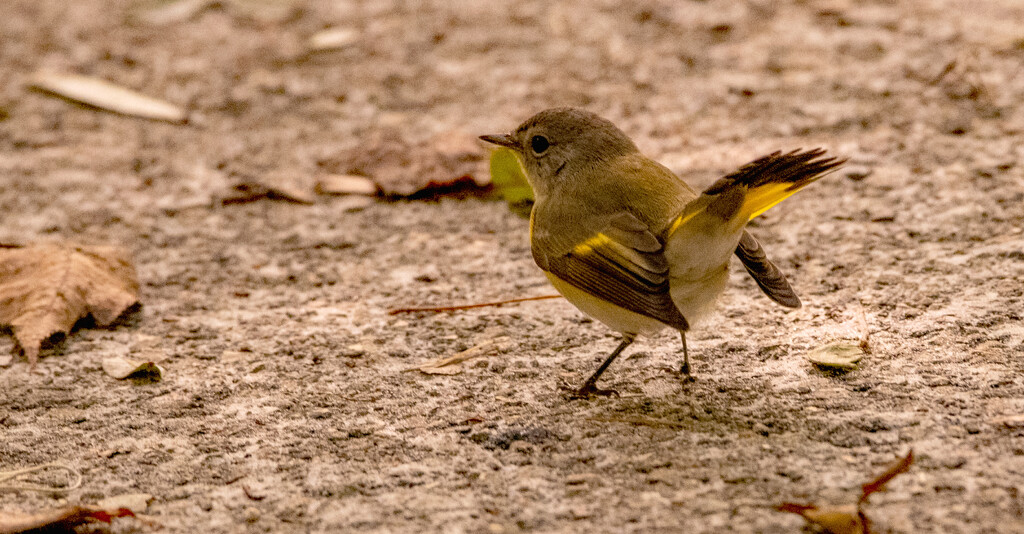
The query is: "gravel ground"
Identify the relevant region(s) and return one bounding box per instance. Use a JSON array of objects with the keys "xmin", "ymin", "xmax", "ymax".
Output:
[{"xmin": 1, "ymin": 1, "xmax": 1023, "ymax": 532}]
